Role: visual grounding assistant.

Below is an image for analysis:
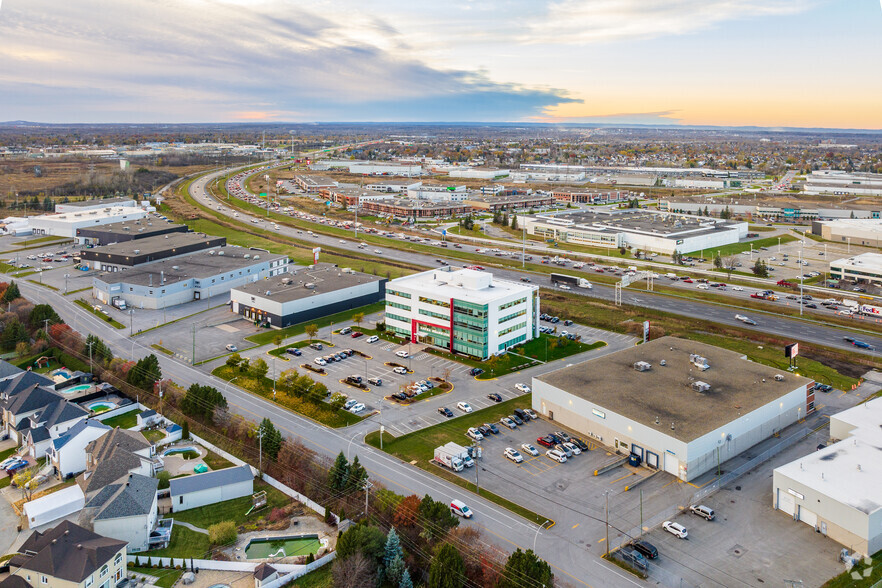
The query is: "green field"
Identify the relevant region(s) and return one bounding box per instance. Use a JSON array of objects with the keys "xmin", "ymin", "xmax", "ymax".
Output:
[
  {"xmin": 290, "ymin": 565, "xmax": 333, "ymax": 588},
  {"xmin": 821, "ymin": 548, "xmax": 882, "ymax": 587},
  {"xmin": 693, "ymin": 235, "xmax": 798, "ymax": 257}
]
